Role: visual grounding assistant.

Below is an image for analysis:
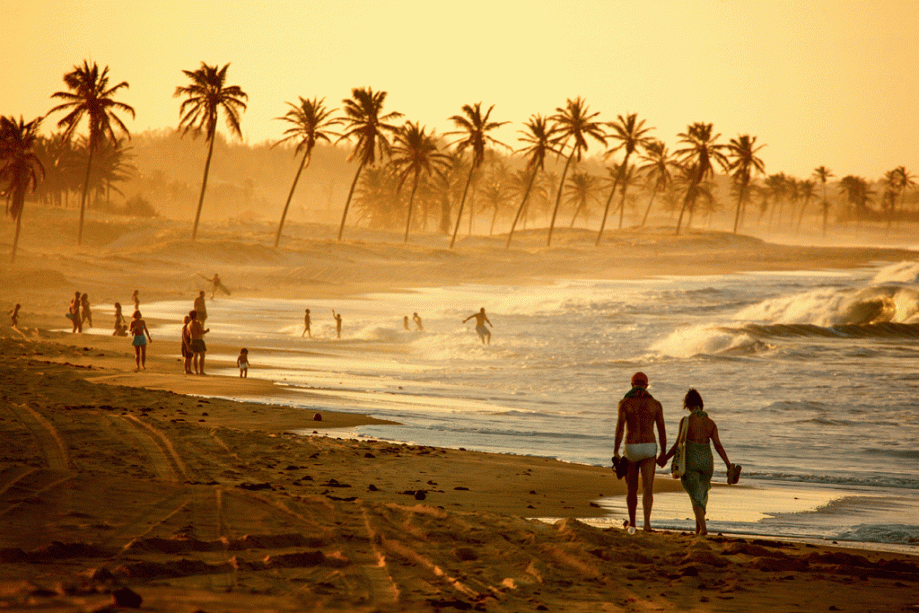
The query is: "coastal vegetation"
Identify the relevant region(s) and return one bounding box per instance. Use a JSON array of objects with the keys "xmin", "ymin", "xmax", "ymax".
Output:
[{"xmin": 3, "ymin": 58, "xmax": 918, "ymax": 255}]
